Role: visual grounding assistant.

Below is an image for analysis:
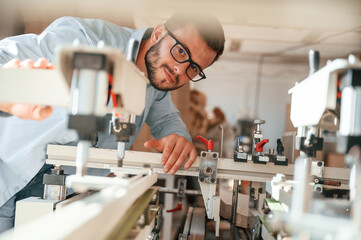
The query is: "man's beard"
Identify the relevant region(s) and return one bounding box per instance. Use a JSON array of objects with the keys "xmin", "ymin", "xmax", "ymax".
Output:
[{"xmin": 145, "ymin": 39, "xmax": 183, "ymax": 91}]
